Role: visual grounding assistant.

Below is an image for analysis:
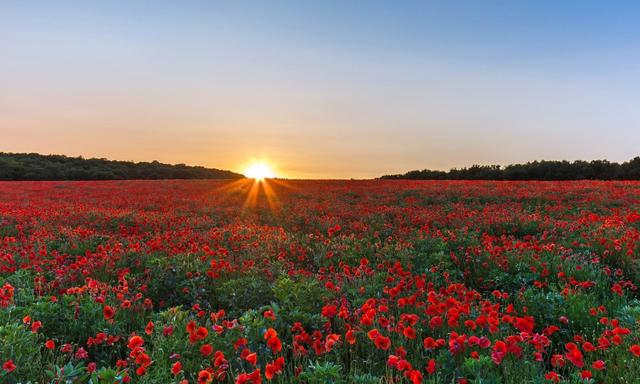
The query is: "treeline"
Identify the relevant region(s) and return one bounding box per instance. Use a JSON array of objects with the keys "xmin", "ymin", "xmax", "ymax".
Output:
[
  {"xmin": 0, "ymin": 152, "xmax": 244, "ymax": 180},
  {"xmin": 381, "ymin": 157, "xmax": 640, "ymax": 180}
]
